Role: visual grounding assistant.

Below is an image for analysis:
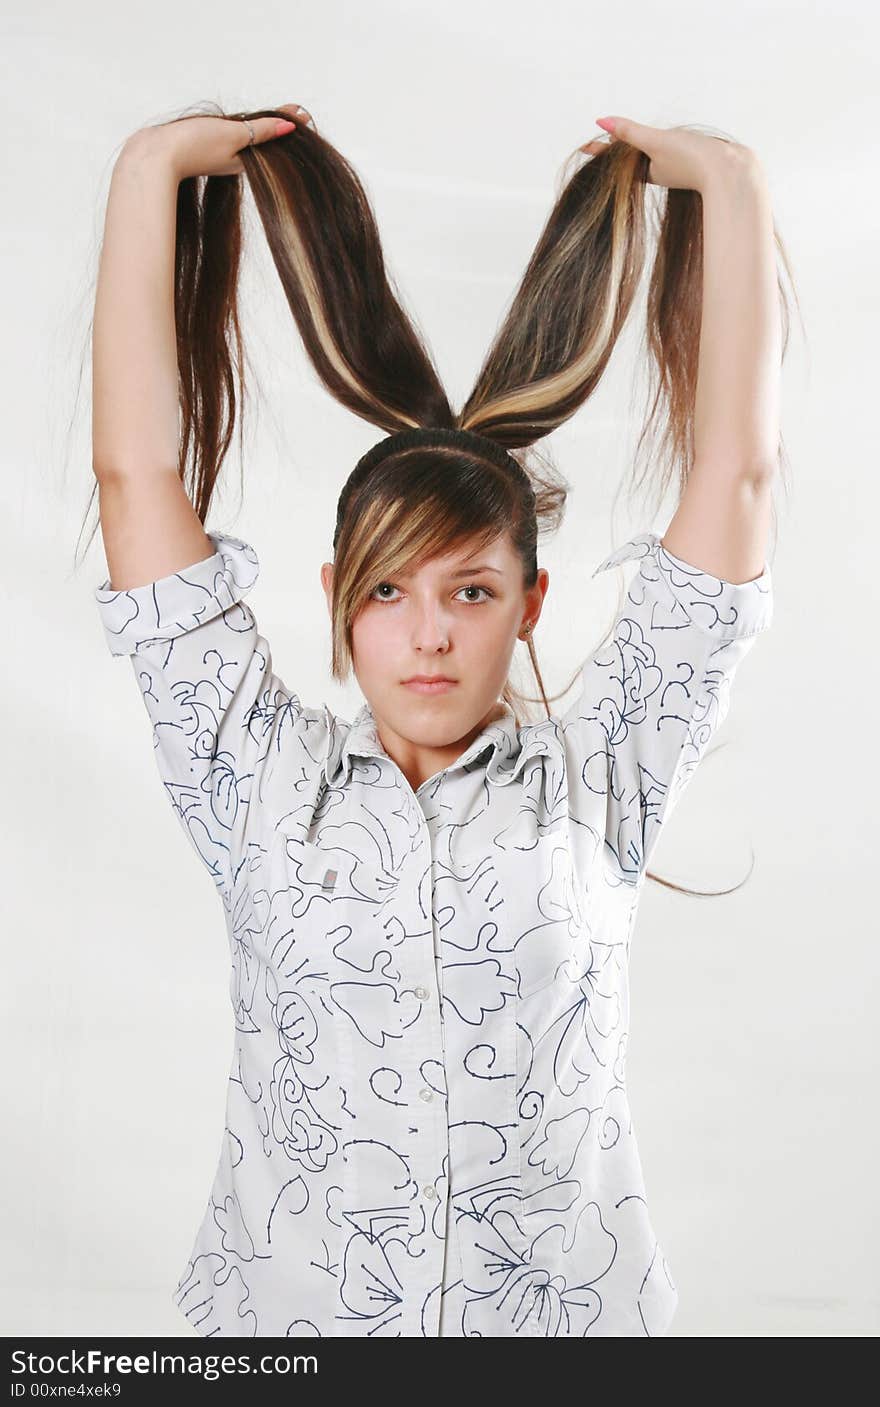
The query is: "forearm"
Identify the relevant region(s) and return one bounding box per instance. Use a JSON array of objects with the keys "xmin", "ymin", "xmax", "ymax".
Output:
[
  {"xmin": 693, "ymin": 159, "xmax": 782, "ymax": 477},
  {"xmin": 91, "ymin": 133, "xmax": 182, "ymax": 480}
]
